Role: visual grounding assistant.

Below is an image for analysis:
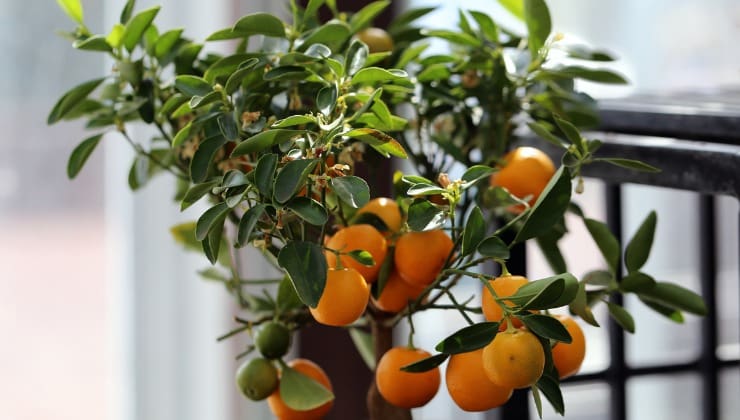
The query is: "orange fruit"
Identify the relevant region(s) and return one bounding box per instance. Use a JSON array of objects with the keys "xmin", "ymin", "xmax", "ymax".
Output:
[
  {"xmin": 376, "ymin": 346, "xmax": 440, "ymax": 408},
  {"xmin": 394, "ymin": 229, "xmax": 454, "ymax": 287},
  {"xmin": 489, "ymin": 146, "xmax": 556, "ymax": 210},
  {"xmin": 267, "ymin": 358, "xmax": 333, "ymax": 420},
  {"xmin": 372, "ymin": 270, "xmax": 426, "ymax": 313},
  {"xmin": 445, "ymin": 348, "xmax": 513, "ymax": 411},
  {"xmin": 309, "ymin": 268, "xmax": 370, "ymax": 326},
  {"xmin": 481, "ymin": 275, "xmax": 529, "ymax": 329},
  {"xmin": 356, "ymin": 197, "xmax": 403, "ymax": 234},
  {"xmin": 551, "ymin": 315, "xmax": 586, "ymax": 379},
  {"xmin": 325, "ymin": 224, "xmax": 388, "ymax": 282},
  {"xmin": 355, "ymin": 27, "xmax": 394, "ymax": 54},
  {"xmin": 482, "ymin": 329, "xmax": 545, "ymax": 389}
]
